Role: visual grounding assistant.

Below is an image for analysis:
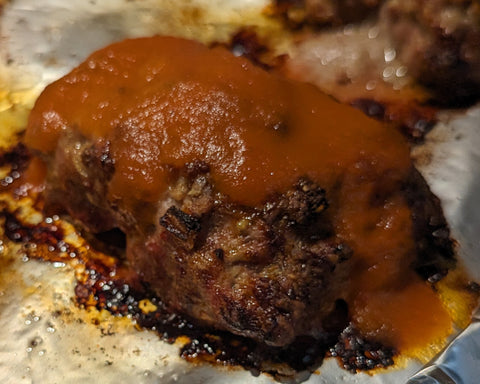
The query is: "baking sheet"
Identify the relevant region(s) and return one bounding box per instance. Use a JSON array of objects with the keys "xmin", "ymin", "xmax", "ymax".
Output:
[{"xmin": 0, "ymin": 1, "xmax": 479, "ymax": 383}]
